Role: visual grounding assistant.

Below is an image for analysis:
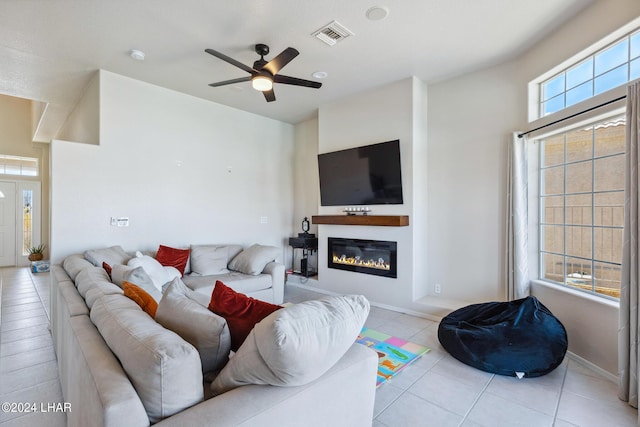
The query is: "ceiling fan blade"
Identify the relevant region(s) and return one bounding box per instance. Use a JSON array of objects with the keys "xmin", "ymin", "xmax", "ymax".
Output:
[
  {"xmin": 263, "ymin": 89, "xmax": 276, "ymax": 102},
  {"xmin": 205, "ymin": 48, "xmax": 256, "ymax": 74},
  {"xmin": 274, "ymin": 74, "xmax": 322, "ymax": 89},
  {"xmin": 263, "ymin": 47, "xmax": 299, "ymax": 75},
  {"xmin": 208, "ymin": 76, "xmax": 252, "ymax": 87}
]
